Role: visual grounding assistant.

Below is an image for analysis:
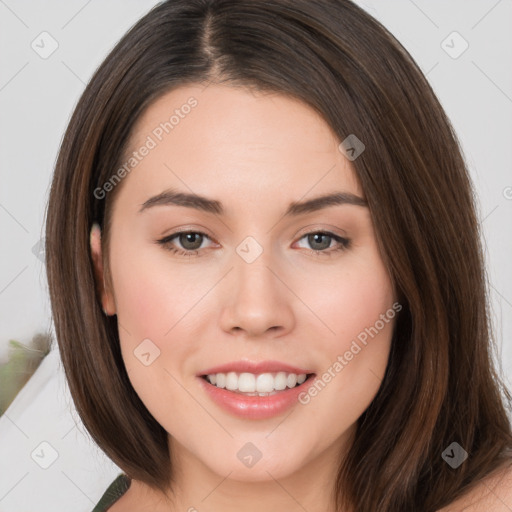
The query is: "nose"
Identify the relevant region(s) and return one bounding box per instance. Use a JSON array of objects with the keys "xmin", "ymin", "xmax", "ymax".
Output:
[{"xmin": 219, "ymin": 249, "xmax": 296, "ymax": 339}]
